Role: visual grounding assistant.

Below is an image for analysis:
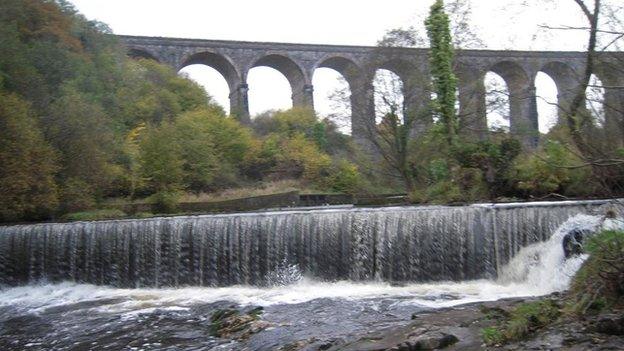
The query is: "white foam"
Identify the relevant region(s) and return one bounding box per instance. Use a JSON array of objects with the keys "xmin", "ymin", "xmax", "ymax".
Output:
[
  {"xmin": 1, "ymin": 214, "xmax": 620, "ymax": 315},
  {"xmin": 0, "ymin": 279, "xmax": 546, "ymax": 314}
]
